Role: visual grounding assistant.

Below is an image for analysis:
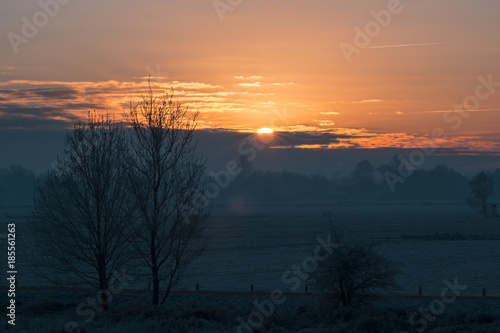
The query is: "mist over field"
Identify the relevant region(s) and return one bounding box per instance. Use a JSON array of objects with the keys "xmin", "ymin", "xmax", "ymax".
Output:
[
  {"xmin": 2, "ymin": 159, "xmax": 500, "ymax": 332},
  {"xmin": 2, "ymin": 0, "xmax": 500, "ymax": 332}
]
